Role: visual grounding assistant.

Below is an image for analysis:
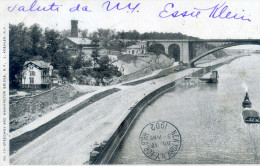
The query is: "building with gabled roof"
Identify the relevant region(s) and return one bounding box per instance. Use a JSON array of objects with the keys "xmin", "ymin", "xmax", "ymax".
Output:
[
  {"xmin": 64, "ymin": 20, "xmax": 98, "ymax": 58},
  {"xmin": 22, "ymin": 60, "xmax": 53, "ymax": 89},
  {"xmin": 66, "ymin": 37, "xmax": 92, "ymax": 45},
  {"xmin": 126, "ymin": 41, "xmax": 147, "ymax": 55},
  {"xmin": 64, "ymin": 37, "xmax": 97, "ymax": 56}
]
